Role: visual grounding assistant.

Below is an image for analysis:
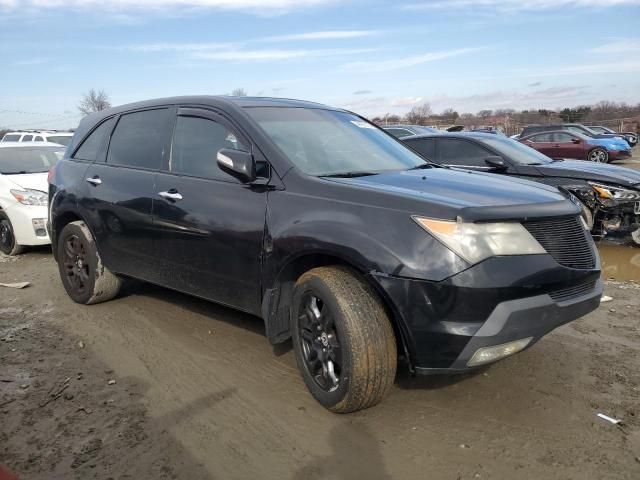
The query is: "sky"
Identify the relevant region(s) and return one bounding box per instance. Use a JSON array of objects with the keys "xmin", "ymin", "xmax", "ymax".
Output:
[{"xmin": 0, "ymin": 0, "xmax": 639, "ymax": 129}]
